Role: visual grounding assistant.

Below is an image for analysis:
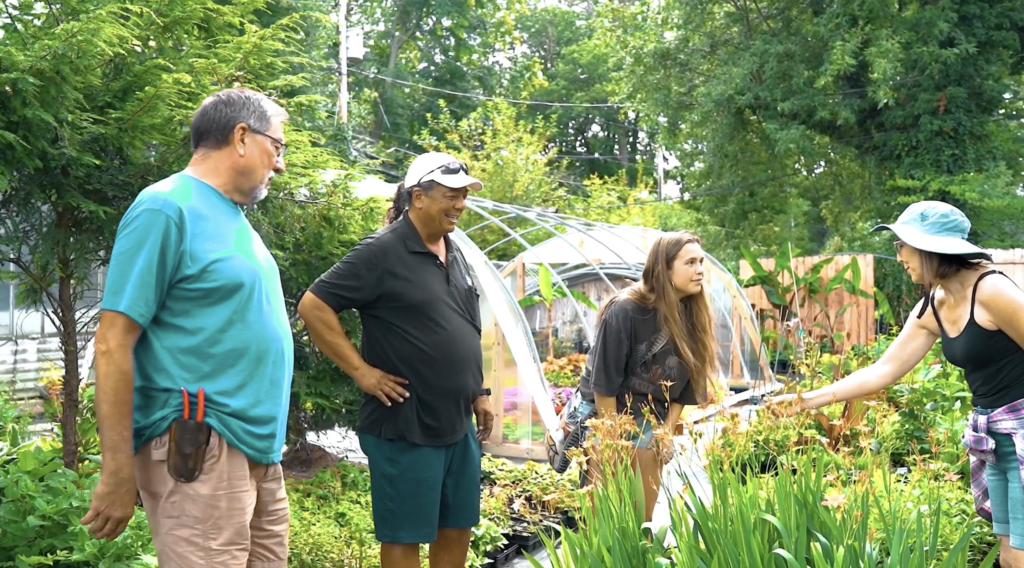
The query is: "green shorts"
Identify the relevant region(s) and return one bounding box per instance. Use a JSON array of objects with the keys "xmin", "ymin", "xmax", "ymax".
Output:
[
  {"xmin": 358, "ymin": 429, "xmax": 482, "ymax": 544},
  {"xmin": 975, "ymin": 407, "xmax": 1024, "ymax": 550}
]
